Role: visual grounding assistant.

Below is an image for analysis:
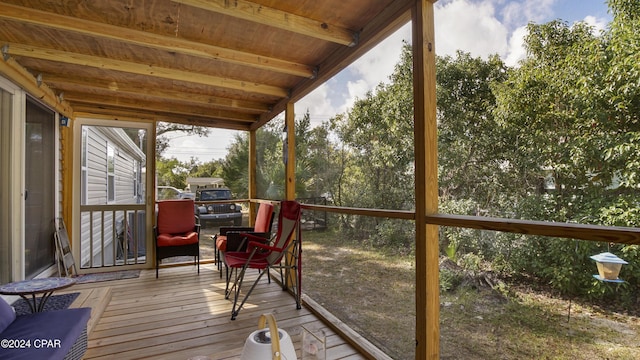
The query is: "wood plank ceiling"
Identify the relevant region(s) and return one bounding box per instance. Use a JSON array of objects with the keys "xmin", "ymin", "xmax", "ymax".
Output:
[{"xmin": 0, "ymin": 0, "xmax": 413, "ymax": 131}]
